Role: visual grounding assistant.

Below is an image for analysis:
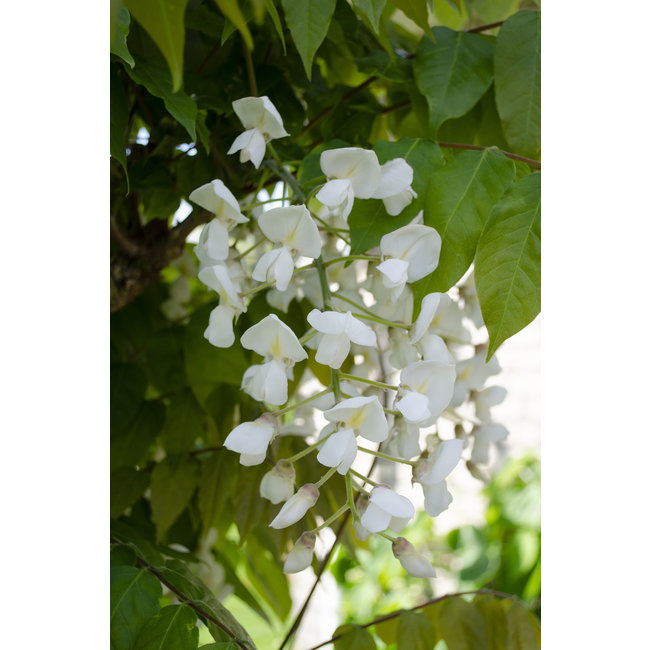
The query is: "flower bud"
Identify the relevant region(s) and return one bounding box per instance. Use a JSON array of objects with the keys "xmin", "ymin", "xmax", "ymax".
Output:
[
  {"xmin": 260, "ymin": 461, "xmax": 295, "ymax": 504},
  {"xmin": 392, "ymin": 537, "xmax": 436, "ymax": 578},
  {"xmin": 269, "ymin": 484, "xmax": 319, "ymax": 529},
  {"xmin": 283, "ymin": 532, "xmax": 316, "ymax": 574}
]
